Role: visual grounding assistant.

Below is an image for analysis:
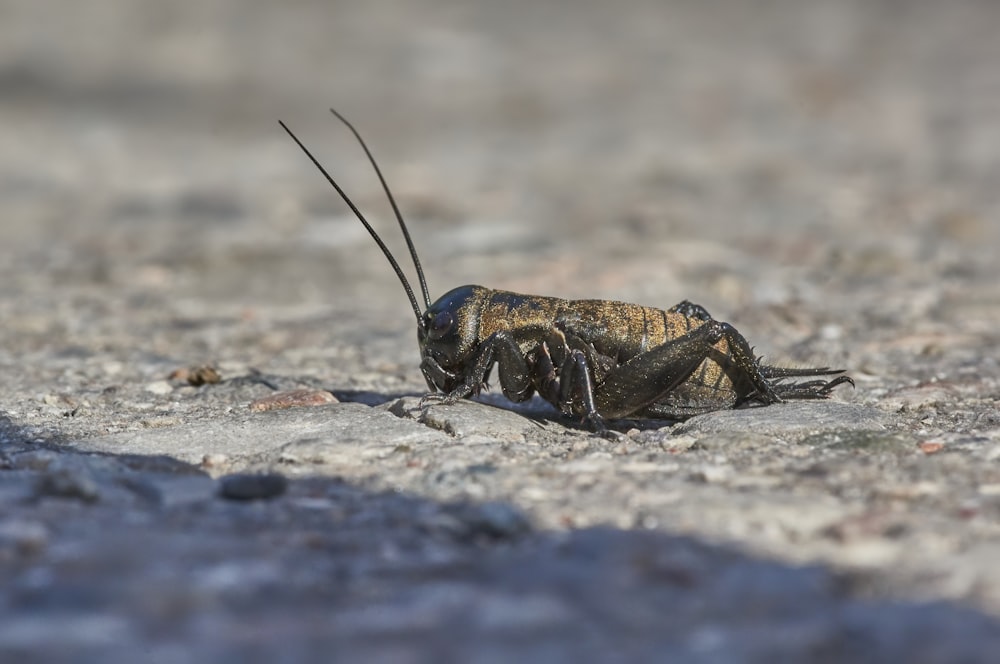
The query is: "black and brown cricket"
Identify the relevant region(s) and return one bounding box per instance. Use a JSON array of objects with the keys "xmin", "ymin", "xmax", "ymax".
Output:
[{"xmin": 280, "ymin": 111, "xmax": 853, "ymax": 431}]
